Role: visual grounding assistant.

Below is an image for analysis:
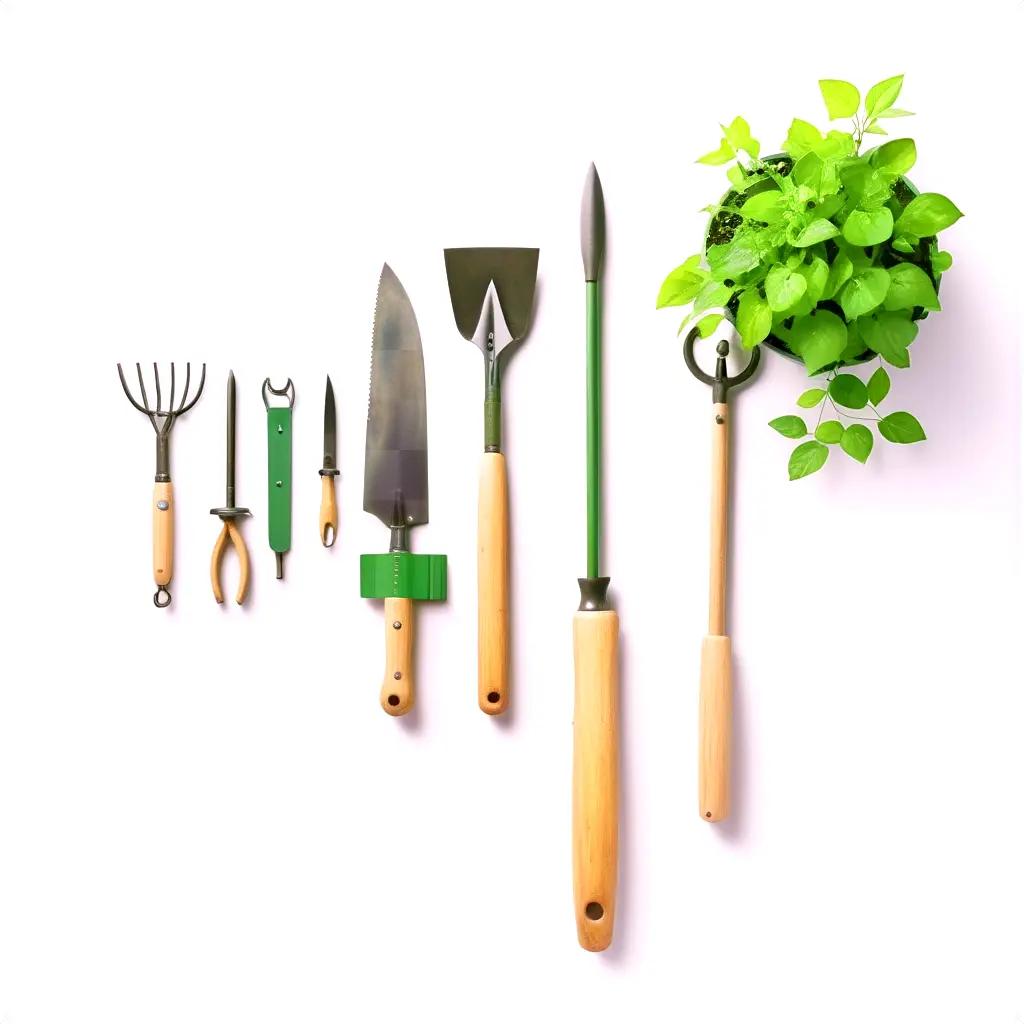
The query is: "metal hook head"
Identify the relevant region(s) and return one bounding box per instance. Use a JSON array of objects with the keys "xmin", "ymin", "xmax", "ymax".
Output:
[
  {"xmin": 153, "ymin": 585, "xmax": 172, "ymax": 608},
  {"xmin": 682, "ymin": 307, "xmax": 761, "ymax": 403},
  {"xmin": 262, "ymin": 378, "xmax": 295, "ymax": 410}
]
